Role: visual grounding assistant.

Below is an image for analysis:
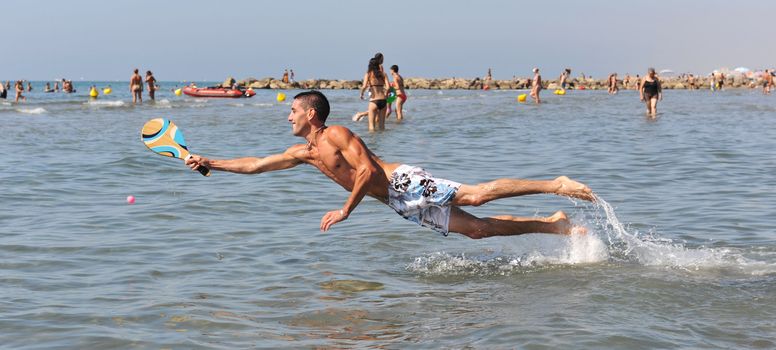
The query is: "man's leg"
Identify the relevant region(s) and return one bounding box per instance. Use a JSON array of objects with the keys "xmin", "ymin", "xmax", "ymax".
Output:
[
  {"xmin": 452, "ymin": 176, "xmax": 594, "ymax": 207},
  {"xmin": 448, "ymin": 206, "xmax": 577, "ymax": 239}
]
